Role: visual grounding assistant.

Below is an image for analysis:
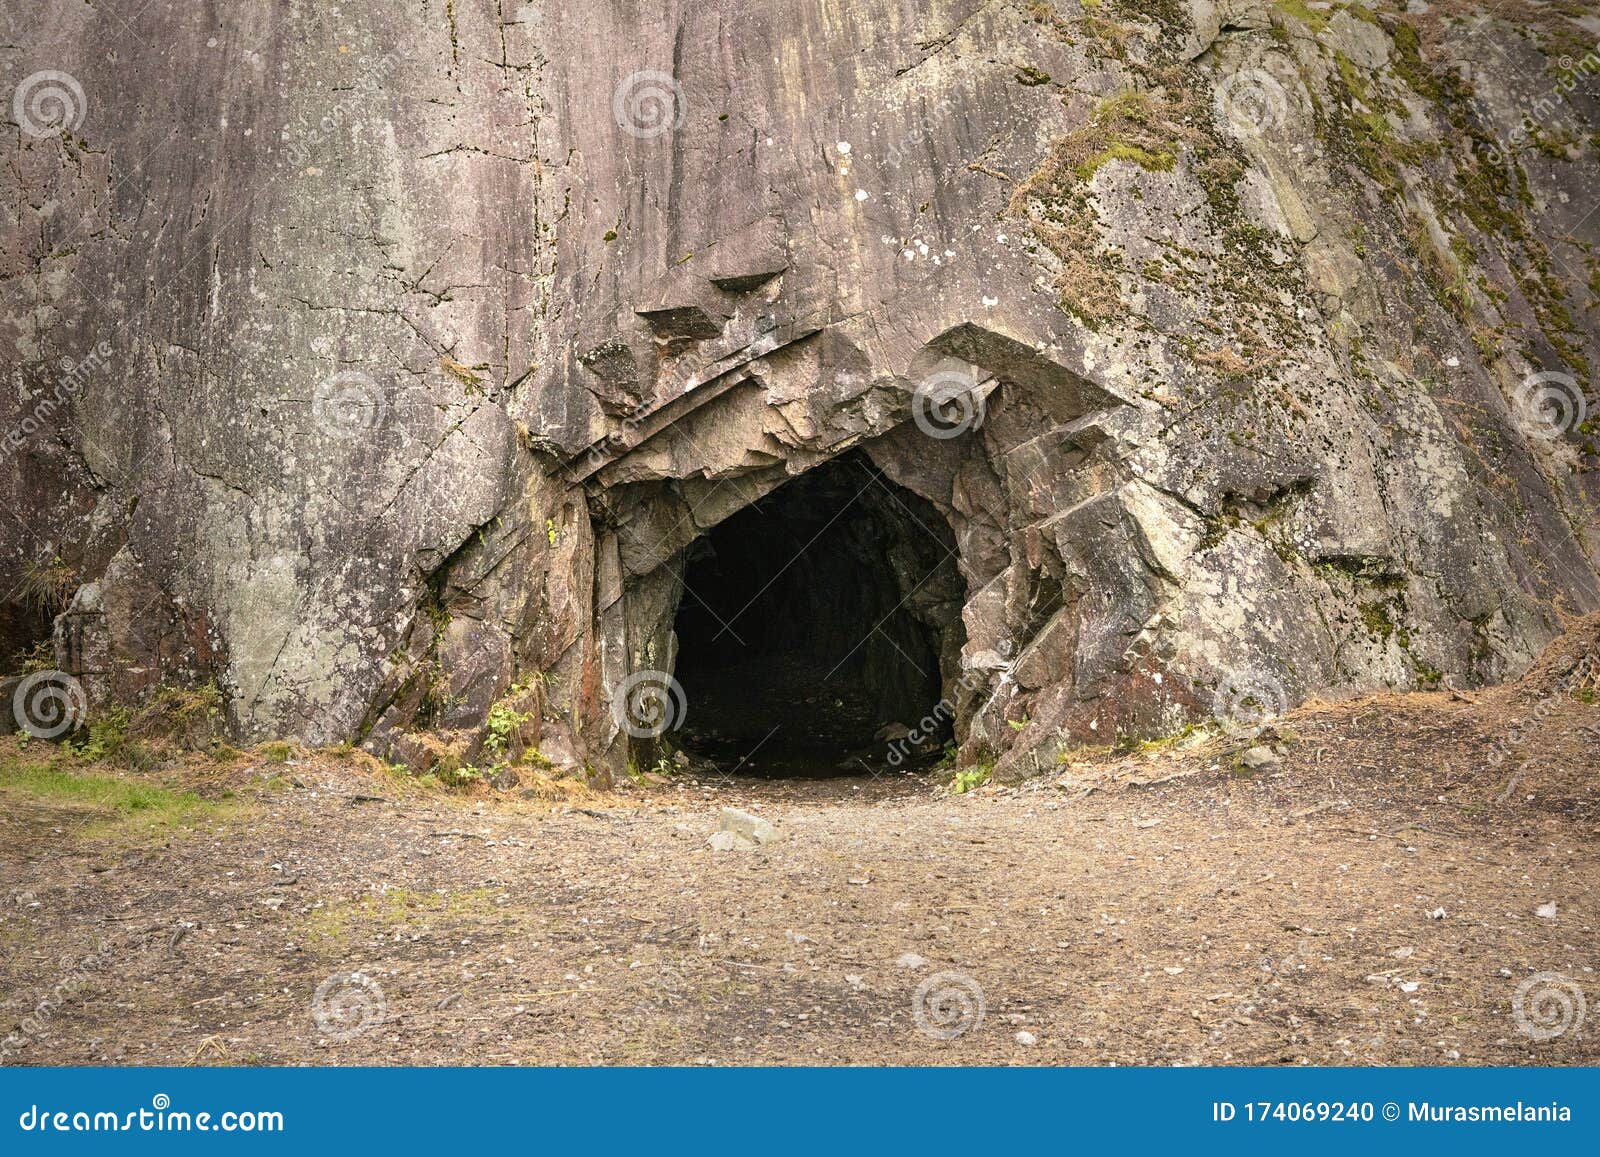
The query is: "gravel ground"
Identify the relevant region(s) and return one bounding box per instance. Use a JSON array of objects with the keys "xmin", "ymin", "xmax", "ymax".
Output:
[{"xmin": 2, "ymin": 628, "xmax": 1596, "ymax": 1067}]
